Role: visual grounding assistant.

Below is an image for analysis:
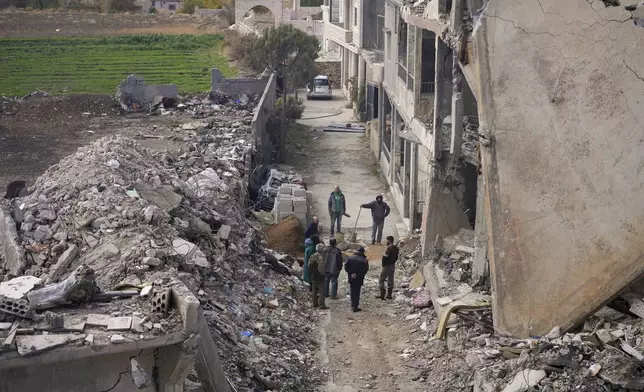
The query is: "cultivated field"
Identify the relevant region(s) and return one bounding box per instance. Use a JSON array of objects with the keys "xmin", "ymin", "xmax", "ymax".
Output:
[{"xmin": 0, "ymin": 34, "xmax": 236, "ymax": 96}]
